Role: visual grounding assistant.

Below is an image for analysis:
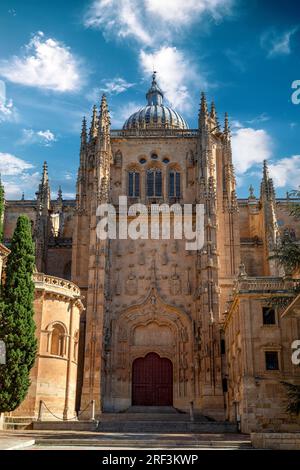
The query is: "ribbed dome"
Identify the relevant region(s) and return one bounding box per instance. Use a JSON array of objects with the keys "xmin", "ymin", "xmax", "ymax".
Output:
[{"xmin": 123, "ymin": 73, "xmax": 189, "ymax": 130}]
